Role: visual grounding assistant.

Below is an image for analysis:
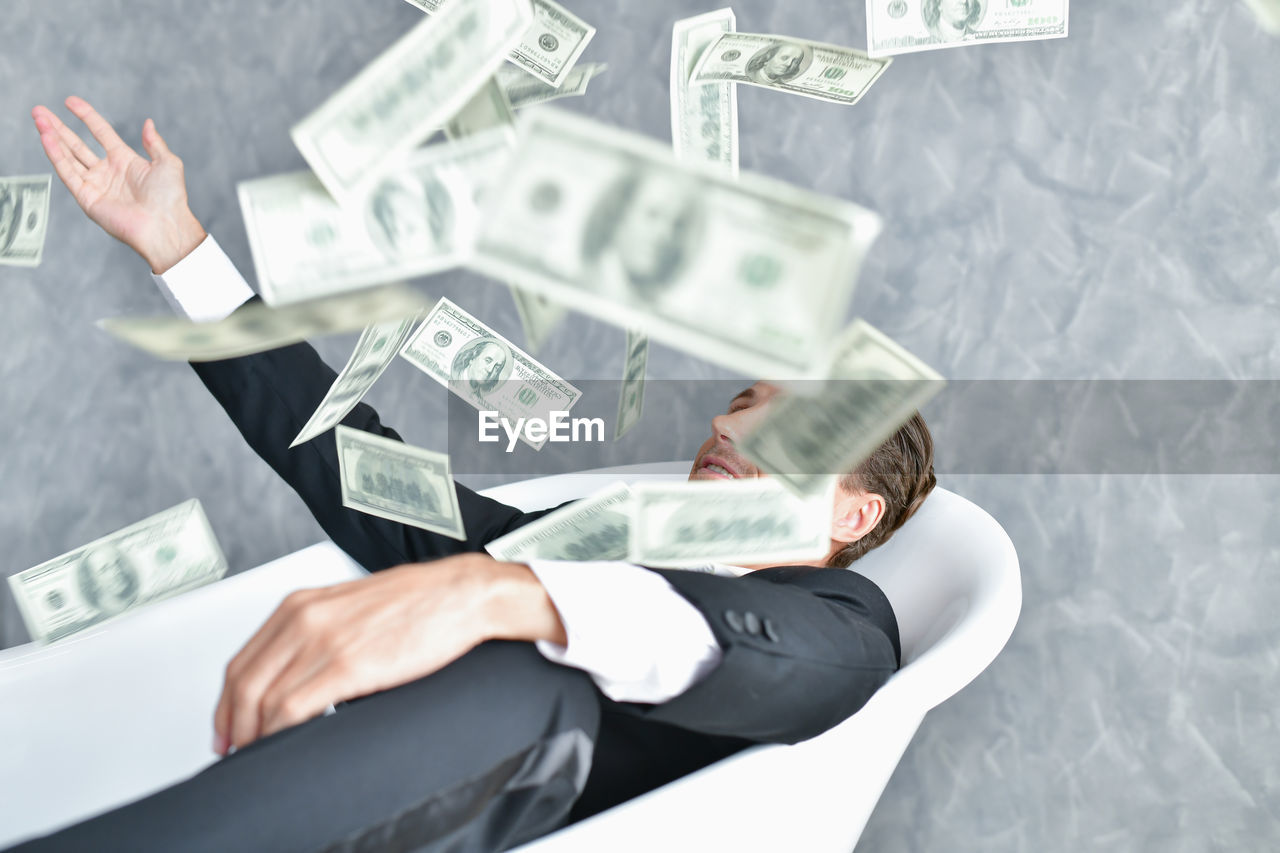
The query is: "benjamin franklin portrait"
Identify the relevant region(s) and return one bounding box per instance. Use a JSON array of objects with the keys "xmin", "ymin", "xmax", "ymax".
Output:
[
  {"xmin": 76, "ymin": 545, "xmax": 141, "ymax": 616},
  {"xmin": 0, "ymin": 184, "xmax": 26, "ymax": 256},
  {"xmin": 364, "ymin": 171, "xmax": 455, "ymax": 262},
  {"xmin": 580, "ymin": 163, "xmax": 704, "ymax": 304},
  {"xmin": 355, "ymin": 455, "xmax": 442, "ymax": 517},
  {"xmin": 450, "ymin": 336, "xmax": 514, "ymax": 397},
  {"xmin": 923, "ymin": 0, "xmax": 986, "ymax": 42},
  {"xmin": 745, "ymin": 41, "xmax": 814, "ymax": 85}
]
